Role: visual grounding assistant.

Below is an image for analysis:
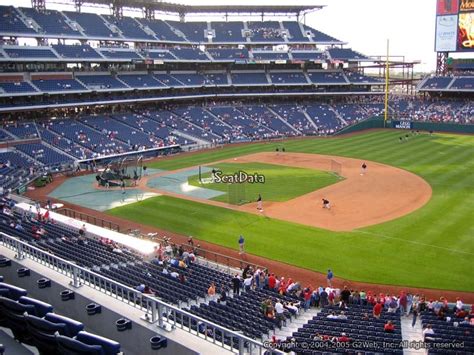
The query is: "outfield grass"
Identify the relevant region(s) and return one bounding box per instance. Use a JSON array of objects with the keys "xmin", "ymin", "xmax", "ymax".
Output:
[
  {"xmin": 109, "ymin": 130, "xmax": 474, "ymax": 291},
  {"xmin": 187, "ymin": 162, "xmax": 341, "ymax": 204}
]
